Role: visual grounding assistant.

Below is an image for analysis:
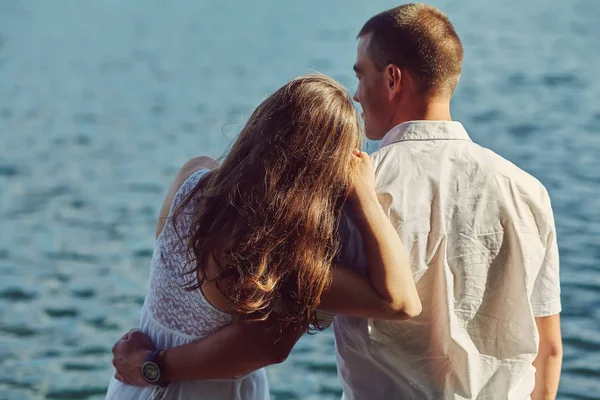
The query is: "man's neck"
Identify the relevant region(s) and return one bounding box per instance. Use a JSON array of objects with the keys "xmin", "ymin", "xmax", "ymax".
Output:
[{"xmin": 389, "ymin": 100, "xmax": 452, "ymax": 129}]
